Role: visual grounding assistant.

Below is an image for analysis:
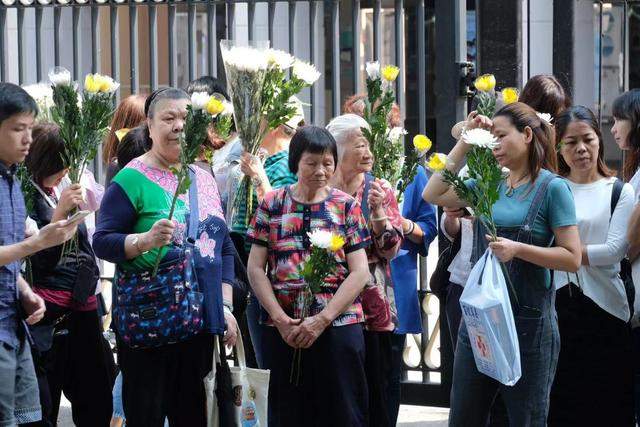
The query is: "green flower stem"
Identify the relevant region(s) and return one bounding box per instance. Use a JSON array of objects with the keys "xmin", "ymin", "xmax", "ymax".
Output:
[{"xmin": 151, "ymin": 176, "xmax": 183, "ymax": 277}]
